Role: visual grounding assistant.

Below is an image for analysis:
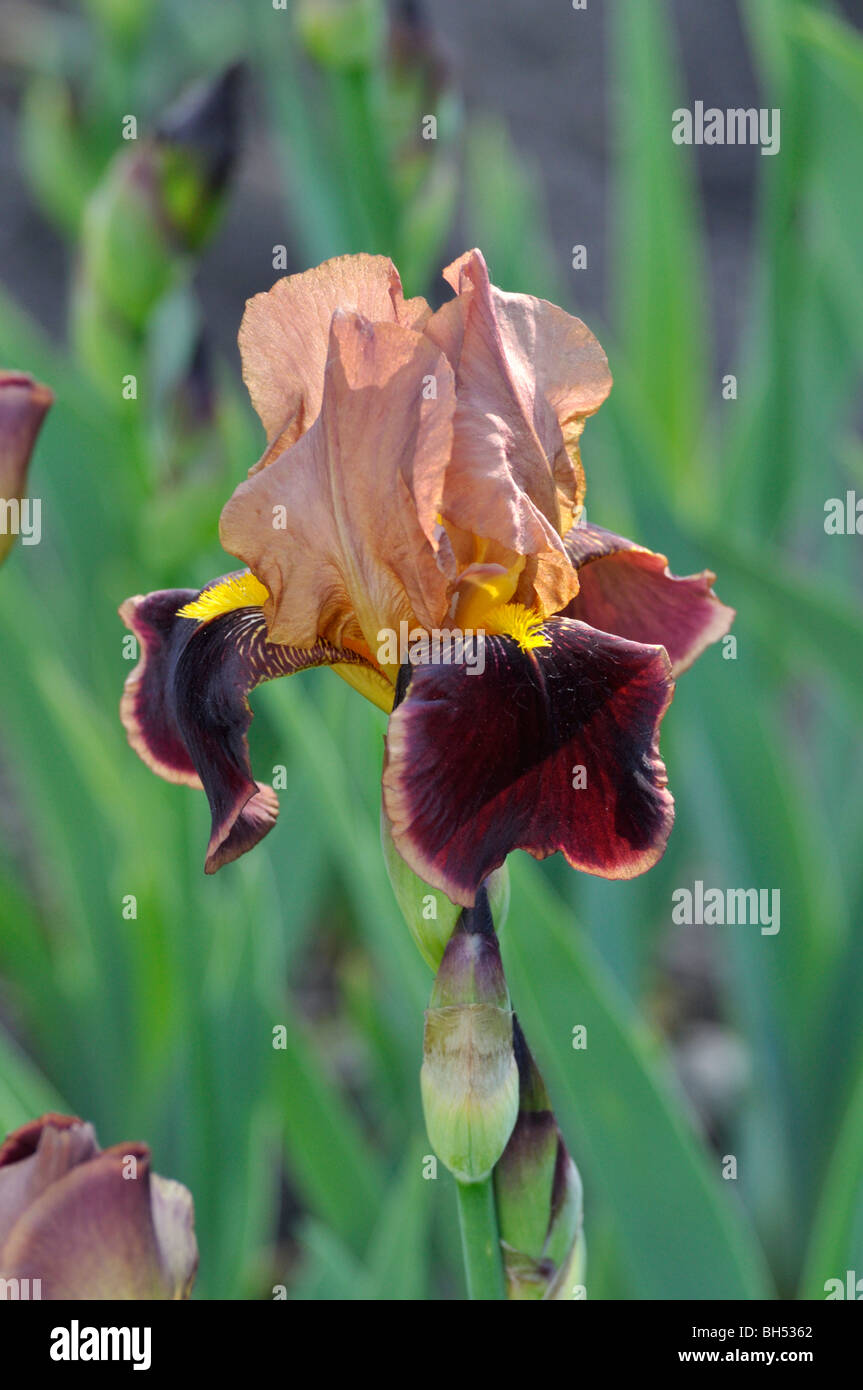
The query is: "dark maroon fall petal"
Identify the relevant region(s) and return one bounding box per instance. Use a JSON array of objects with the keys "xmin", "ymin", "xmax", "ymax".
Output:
[
  {"xmin": 382, "ymin": 617, "xmax": 675, "ymax": 907},
  {"xmin": 562, "ymin": 521, "xmax": 734, "ymax": 676},
  {"xmin": 0, "ymin": 1117, "xmax": 198, "ymax": 1300},
  {"xmin": 119, "ymin": 580, "xmax": 369, "ymax": 872}
]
